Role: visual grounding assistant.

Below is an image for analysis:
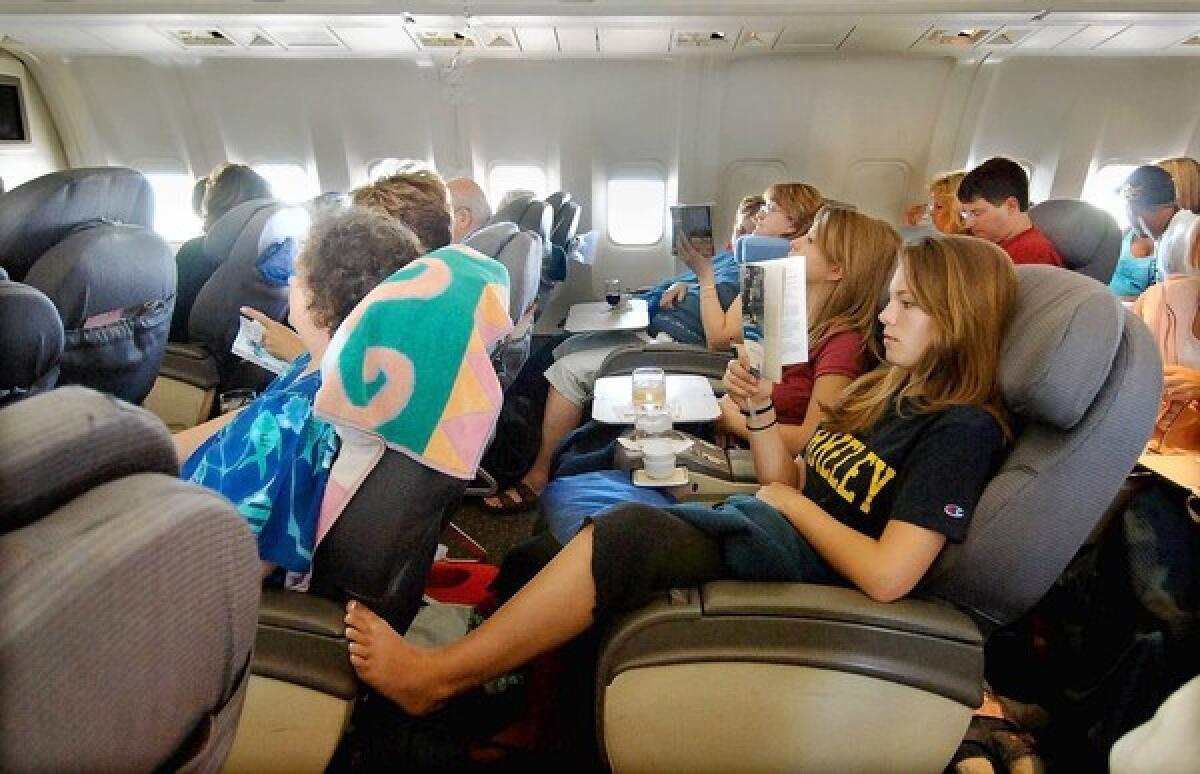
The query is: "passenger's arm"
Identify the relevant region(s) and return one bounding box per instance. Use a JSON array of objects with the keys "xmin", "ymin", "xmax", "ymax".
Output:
[
  {"xmin": 173, "ymin": 407, "xmax": 245, "ymax": 466},
  {"xmin": 722, "ymin": 355, "xmax": 795, "ymax": 486},
  {"xmin": 756, "ymin": 483, "xmax": 946, "ymax": 603},
  {"xmin": 241, "ymin": 306, "xmax": 307, "ymax": 362},
  {"xmin": 677, "ymin": 230, "xmax": 741, "ymax": 350}
]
